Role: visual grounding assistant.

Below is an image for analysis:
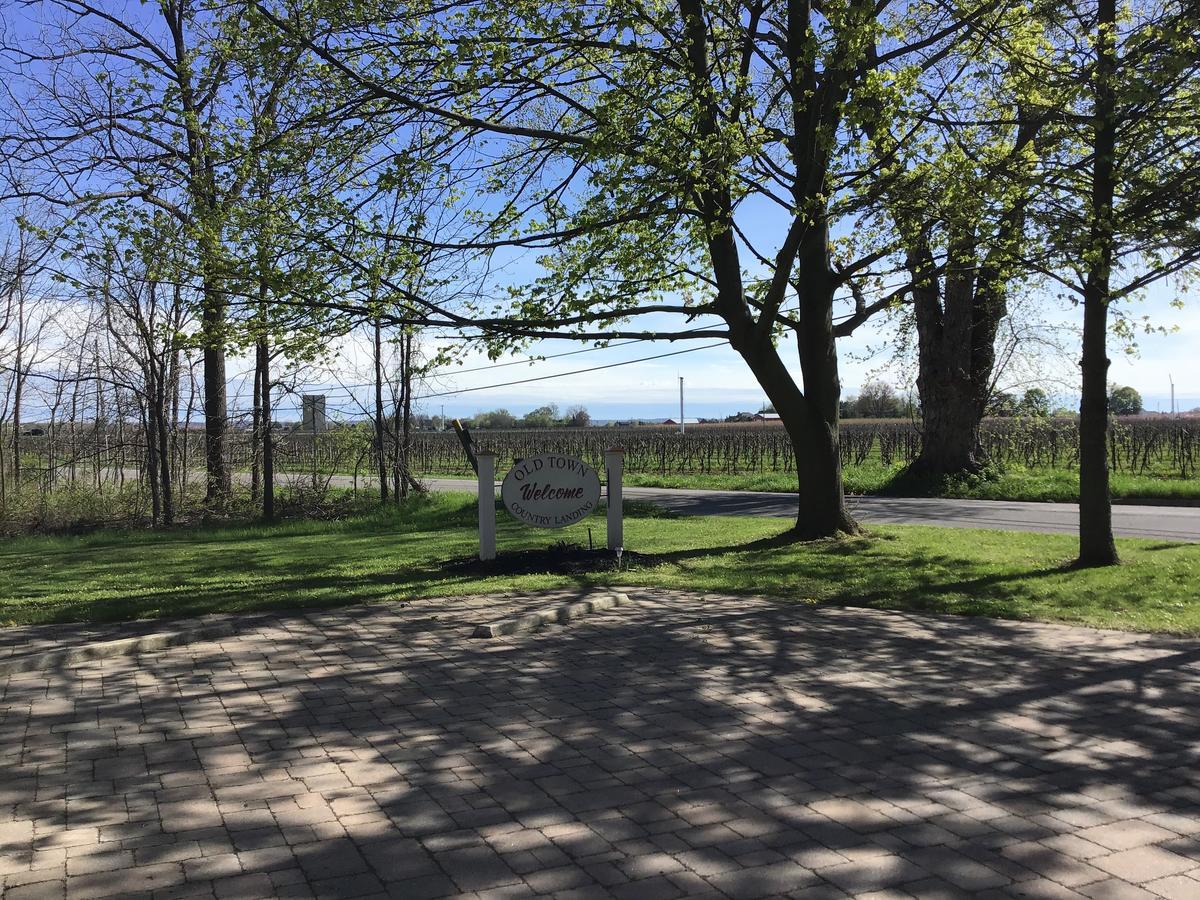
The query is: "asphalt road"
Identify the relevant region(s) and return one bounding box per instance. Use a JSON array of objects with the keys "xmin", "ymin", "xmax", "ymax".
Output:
[
  {"xmin": 419, "ymin": 477, "xmax": 1200, "ymax": 543},
  {"xmin": 156, "ymin": 469, "xmax": 1199, "ymax": 542}
]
